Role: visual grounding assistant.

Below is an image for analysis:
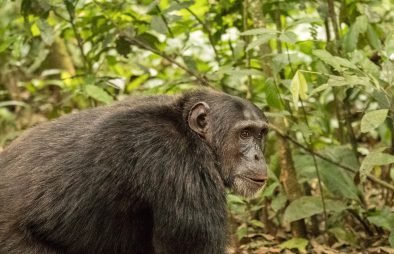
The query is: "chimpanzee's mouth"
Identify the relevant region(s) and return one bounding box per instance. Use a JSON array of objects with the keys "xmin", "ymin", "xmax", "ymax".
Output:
[{"xmin": 244, "ymin": 176, "xmax": 266, "ymax": 185}]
